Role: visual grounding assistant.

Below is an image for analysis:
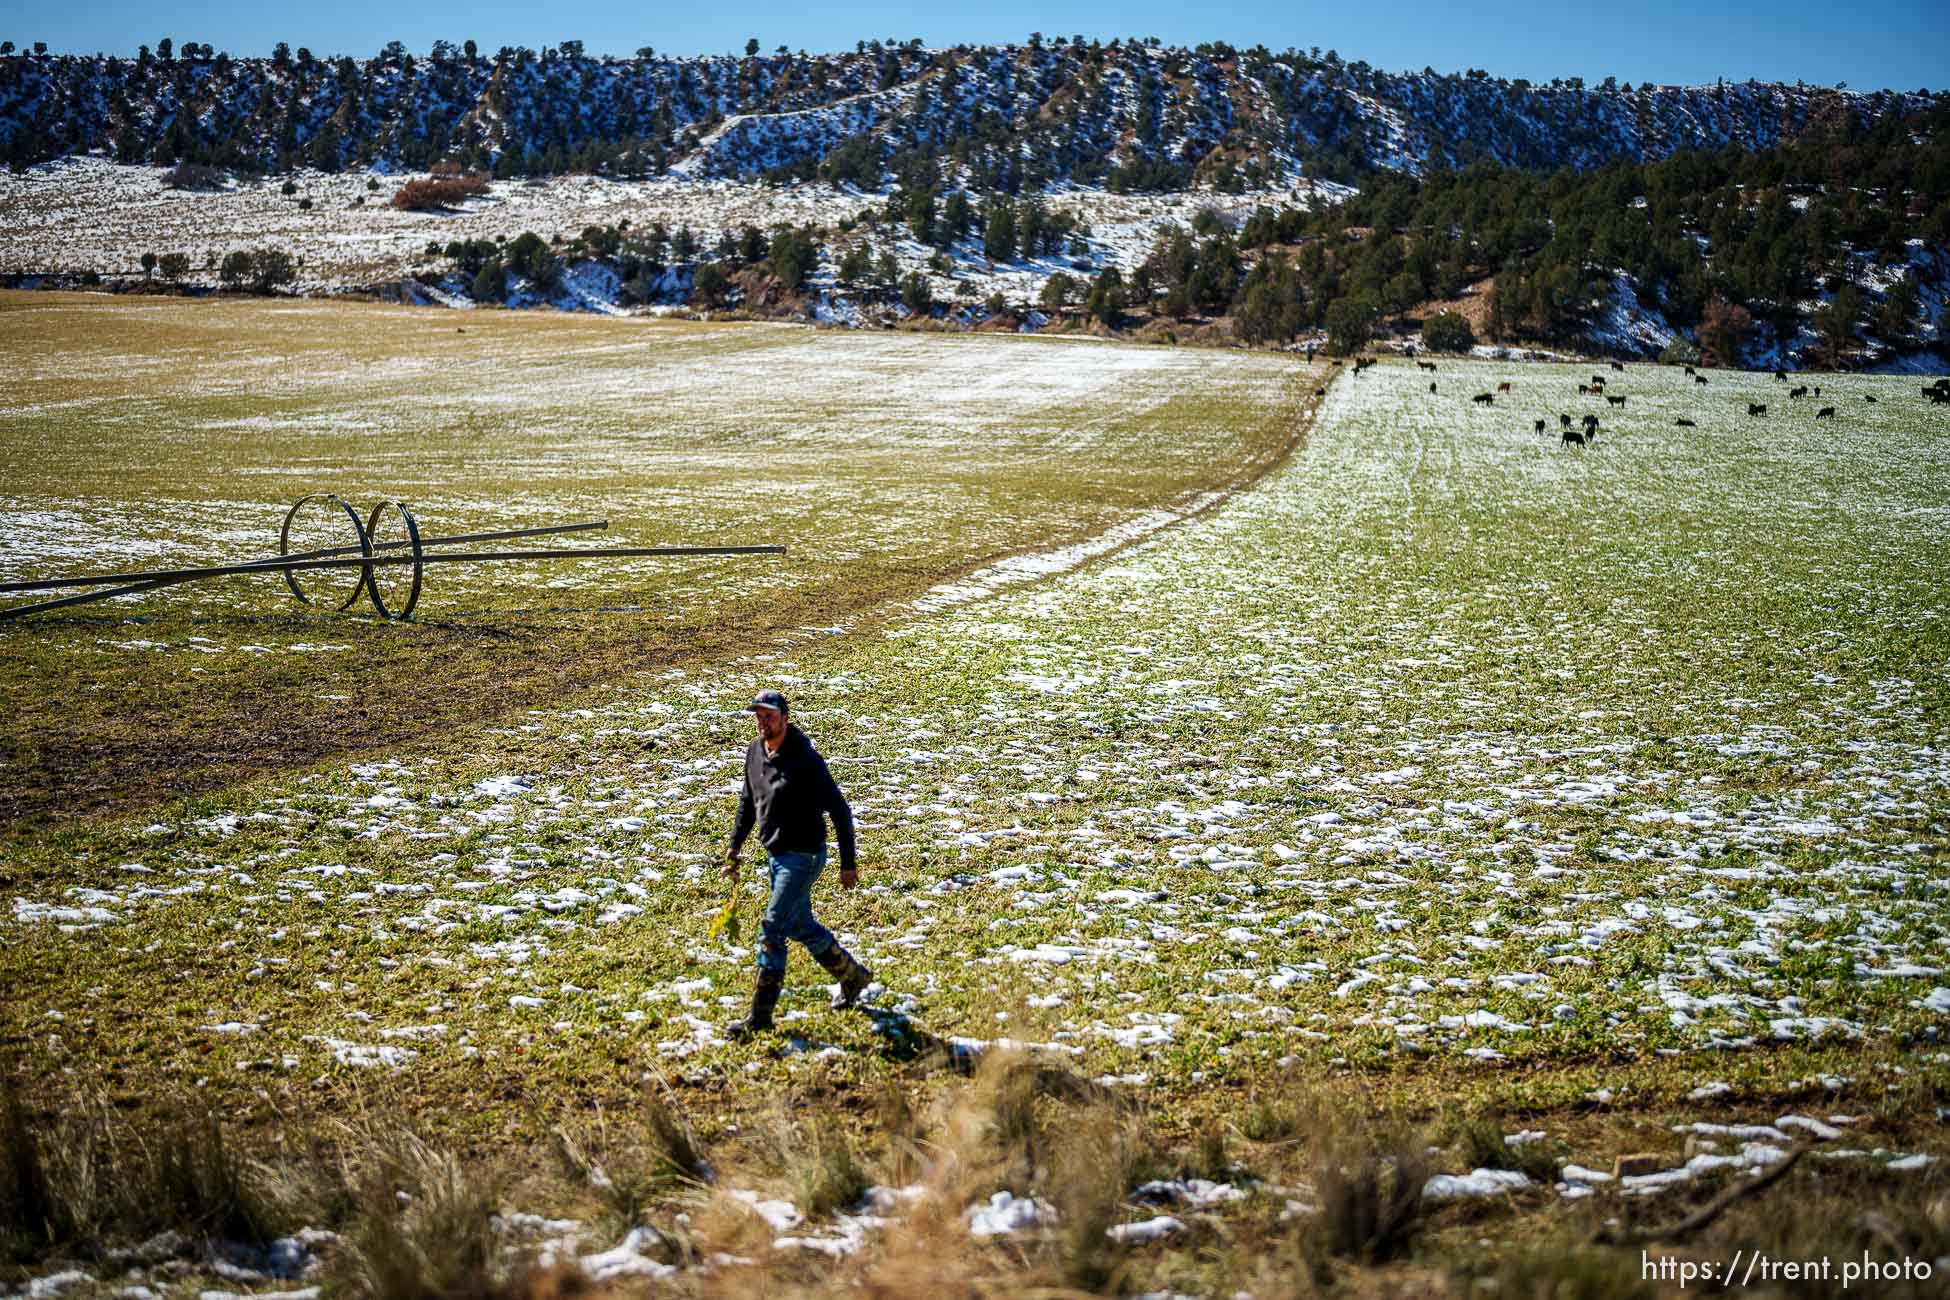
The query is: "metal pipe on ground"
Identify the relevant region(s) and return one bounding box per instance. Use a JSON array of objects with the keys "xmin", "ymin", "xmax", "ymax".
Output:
[
  {"xmin": 0, "ymin": 545, "xmax": 784, "ymax": 622},
  {"xmin": 0, "ymin": 520, "xmax": 612, "ymax": 594}
]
